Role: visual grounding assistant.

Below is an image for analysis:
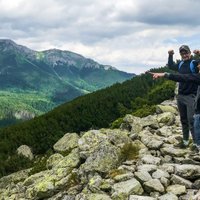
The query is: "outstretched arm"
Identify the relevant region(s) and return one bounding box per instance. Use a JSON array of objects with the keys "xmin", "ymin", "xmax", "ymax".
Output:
[{"xmin": 149, "ymin": 72, "xmax": 200, "ymax": 85}]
